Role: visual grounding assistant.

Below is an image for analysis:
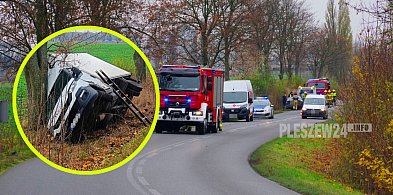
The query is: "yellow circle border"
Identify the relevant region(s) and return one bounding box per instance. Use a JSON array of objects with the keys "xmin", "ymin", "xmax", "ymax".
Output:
[{"xmin": 12, "ymin": 26, "xmax": 160, "ymax": 175}]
